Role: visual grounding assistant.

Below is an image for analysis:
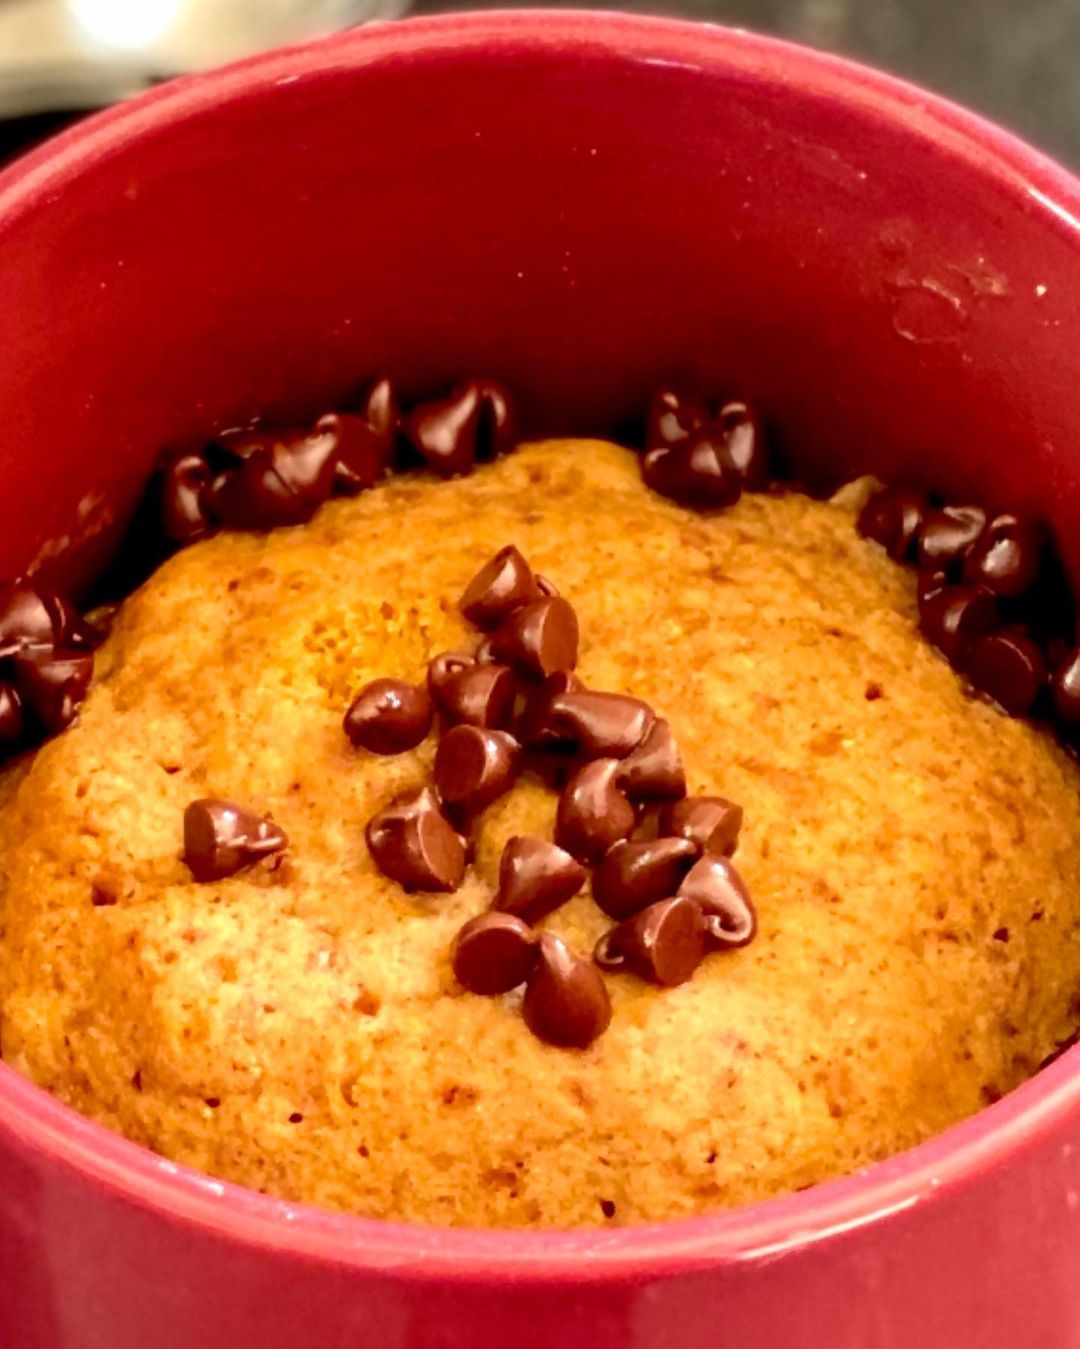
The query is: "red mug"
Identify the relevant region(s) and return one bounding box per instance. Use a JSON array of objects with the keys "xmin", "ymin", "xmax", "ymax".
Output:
[{"xmin": 3, "ymin": 13, "xmax": 1080, "ymax": 1347}]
